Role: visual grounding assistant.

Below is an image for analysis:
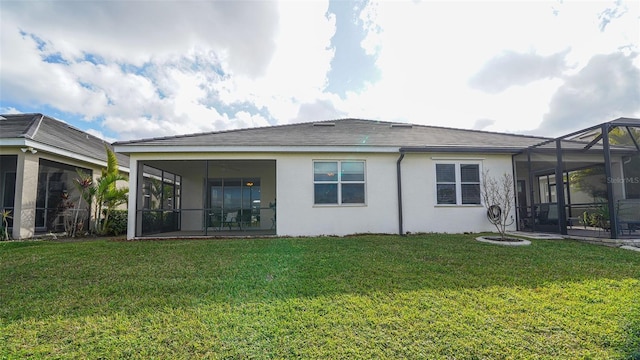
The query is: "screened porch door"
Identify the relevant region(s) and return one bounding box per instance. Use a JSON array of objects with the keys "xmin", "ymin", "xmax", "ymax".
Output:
[{"xmin": 207, "ymin": 178, "xmax": 260, "ymax": 230}]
